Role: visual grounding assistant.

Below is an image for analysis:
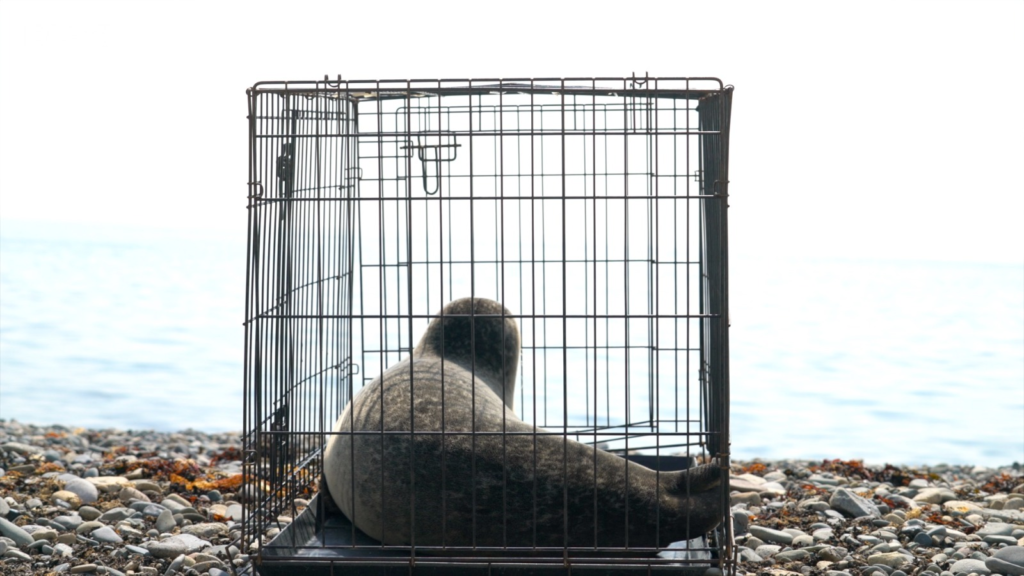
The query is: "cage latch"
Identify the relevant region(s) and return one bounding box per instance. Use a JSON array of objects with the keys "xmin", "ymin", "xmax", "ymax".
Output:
[{"xmin": 401, "ymin": 133, "xmax": 460, "ymax": 195}]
